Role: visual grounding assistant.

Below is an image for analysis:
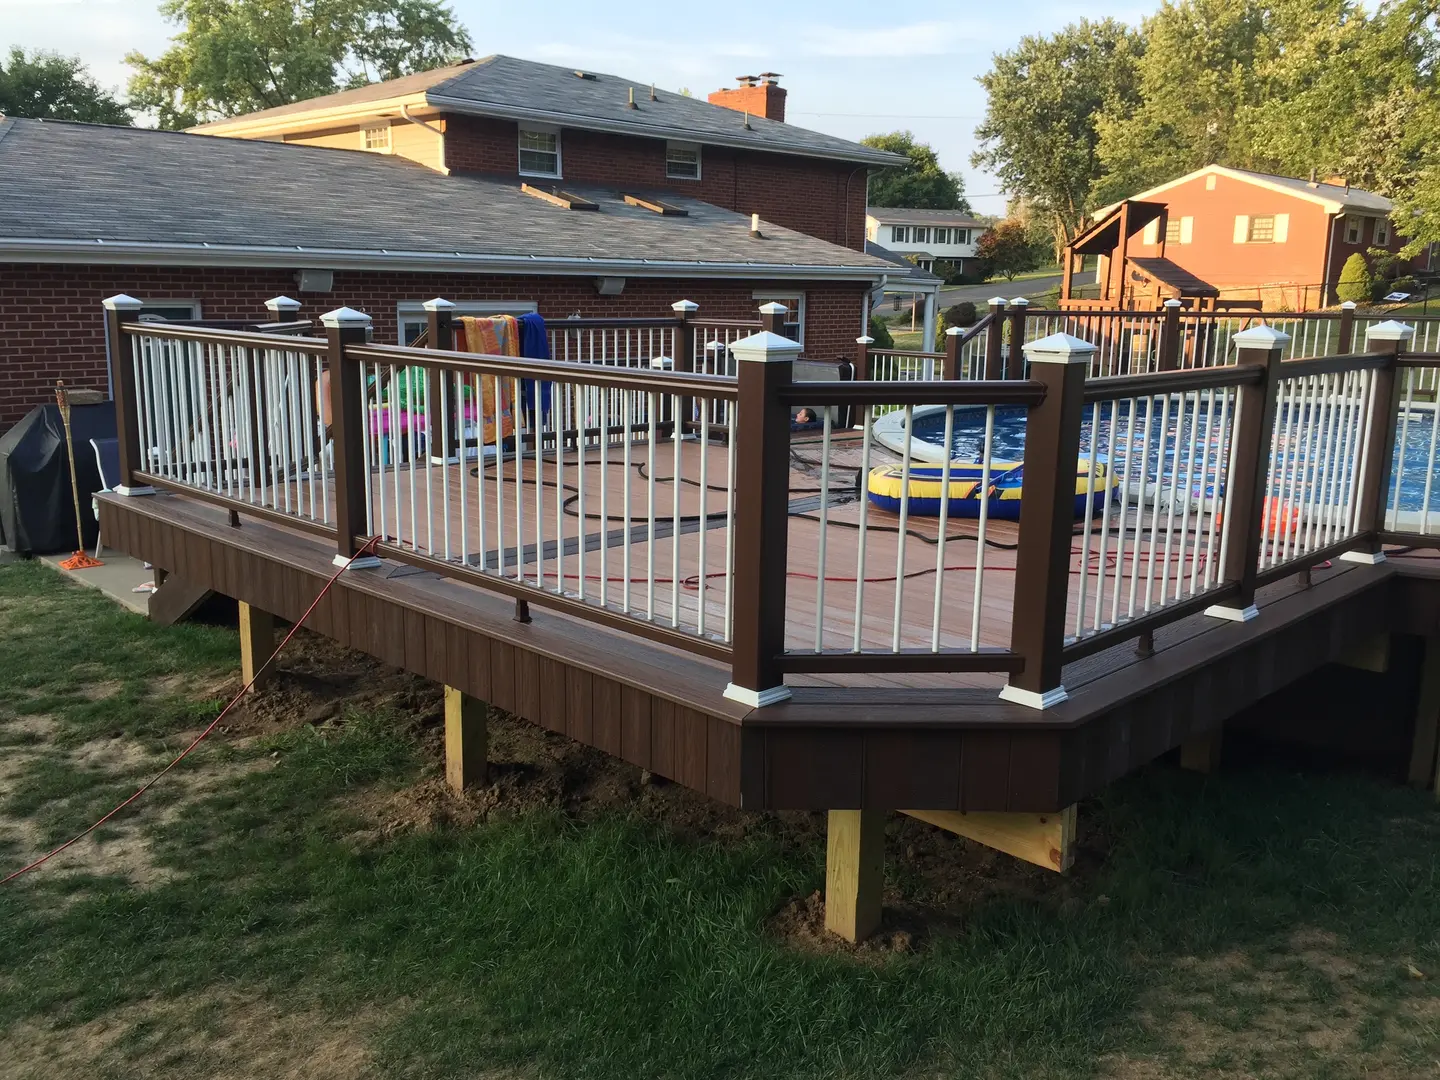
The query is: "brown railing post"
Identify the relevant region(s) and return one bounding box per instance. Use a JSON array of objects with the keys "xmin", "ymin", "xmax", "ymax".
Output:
[
  {"xmin": 984, "ymin": 297, "xmax": 1006, "ymax": 380},
  {"xmin": 942, "ymin": 325, "xmax": 962, "ymax": 379},
  {"xmin": 423, "ymin": 298, "xmax": 458, "ymax": 462},
  {"xmin": 1005, "ymin": 297, "xmax": 1029, "ymax": 378},
  {"xmin": 102, "ymin": 294, "xmax": 153, "ymax": 495},
  {"xmin": 1000, "ymin": 332, "xmax": 1096, "ymax": 710},
  {"xmin": 1157, "ymin": 298, "xmax": 1182, "ymax": 371},
  {"xmin": 264, "ymin": 294, "xmax": 301, "ymax": 325},
  {"xmin": 1205, "ymin": 325, "xmax": 1289, "ymax": 622},
  {"xmin": 672, "ymin": 299, "xmax": 698, "ymax": 434},
  {"xmin": 759, "ymin": 301, "xmax": 788, "ymax": 336},
  {"xmin": 322, "ymin": 307, "xmax": 380, "ymax": 568},
  {"xmin": 1337, "ymin": 300, "xmax": 1357, "ymax": 354},
  {"xmin": 854, "ymin": 334, "xmax": 873, "ymax": 381},
  {"xmin": 1342, "ymin": 320, "xmax": 1415, "ymax": 564},
  {"xmin": 724, "ymin": 328, "xmax": 802, "ymax": 708}
]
